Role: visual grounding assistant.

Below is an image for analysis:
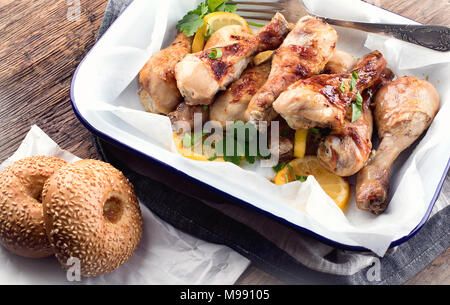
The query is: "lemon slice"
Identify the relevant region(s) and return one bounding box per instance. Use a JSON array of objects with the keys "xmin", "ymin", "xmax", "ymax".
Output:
[
  {"xmin": 294, "ymin": 129, "xmax": 308, "ymax": 158},
  {"xmin": 173, "ymin": 133, "xmax": 223, "ymax": 162},
  {"xmin": 253, "ymin": 50, "xmax": 274, "ymax": 66},
  {"xmin": 274, "ymin": 156, "xmax": 351, "ymax": 211},
  {"xmin": 192, "ymin": 12, "xmax": 252, "ymax": 53}
]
